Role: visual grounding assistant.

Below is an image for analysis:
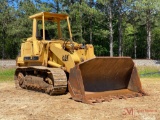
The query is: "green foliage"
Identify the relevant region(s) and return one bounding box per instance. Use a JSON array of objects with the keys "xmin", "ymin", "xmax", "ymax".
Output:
[
  {"xmin": 94, "ymin": 45, "xmax": 108, "ymax": 56},
  {"xmin": 0, "ymin": 68, "xmax": 15, "ymax": 82},
  {"xmin": 123, "ymin": 23, "xmax": 134, "ymax": 57},
  {"xmin": 137, "ymin": 66, "xmax": 160, "ymax": 78},
  {"xmin": 0, "ymin": 0, "xmax": 160, "ymax": 59},
  {"xmin": 152, "ymin": 27, "xmax": 160, "ymax": 59}
]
